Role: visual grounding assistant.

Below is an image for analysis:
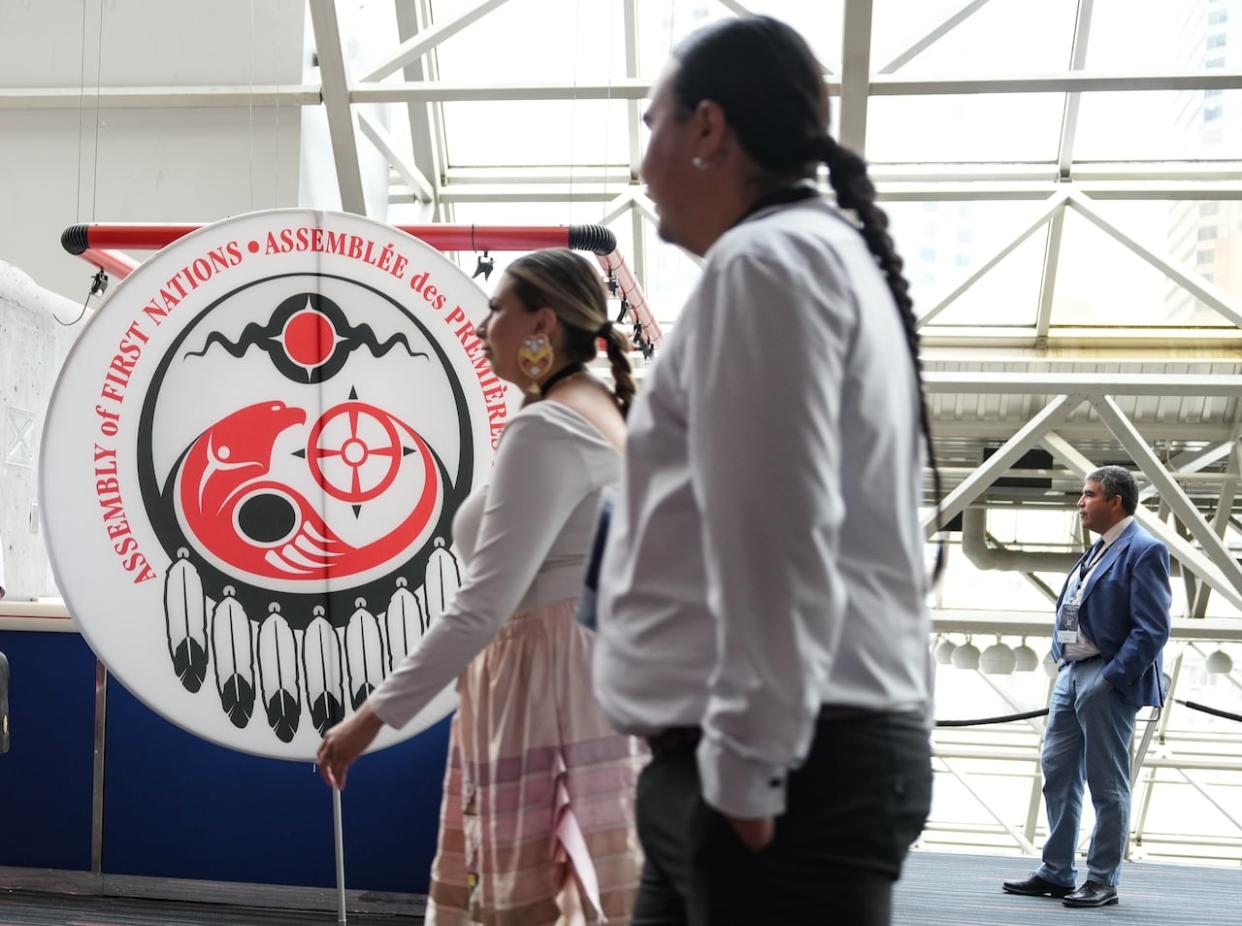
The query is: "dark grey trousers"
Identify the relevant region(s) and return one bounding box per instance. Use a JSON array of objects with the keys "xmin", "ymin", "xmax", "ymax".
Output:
[{"xmin": 631, "ymin": 711, "xmax": 933, "ymax": 926}]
